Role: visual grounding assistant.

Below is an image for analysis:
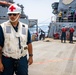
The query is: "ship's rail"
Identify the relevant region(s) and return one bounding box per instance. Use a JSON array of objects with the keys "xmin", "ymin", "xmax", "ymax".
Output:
[
  {"xmin": 56, "ymin": 16, "xmax": 76, "ymax": 22},
  {"xmin": 48, "ymin": 22, "xmax": 76, "ymax": 38}
]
